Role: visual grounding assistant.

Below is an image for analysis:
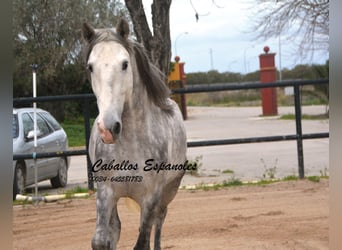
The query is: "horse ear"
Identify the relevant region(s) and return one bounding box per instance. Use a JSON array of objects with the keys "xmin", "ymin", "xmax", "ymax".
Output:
[
  {"xmin": 116, "ymin": 18, "xmax": 130, "ymax": 40},
  {"xmin": 82, "ymin": 22, "xmax": 96, "ymax": 43}
]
